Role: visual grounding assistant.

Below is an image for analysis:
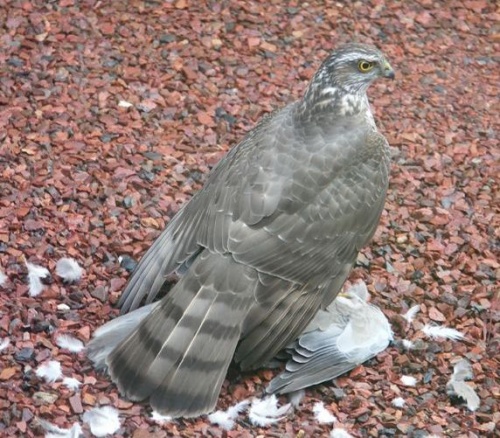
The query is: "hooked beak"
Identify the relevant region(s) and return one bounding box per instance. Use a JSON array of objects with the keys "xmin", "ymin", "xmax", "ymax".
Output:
[{"xmin": 382, "ymin": 60, "xmax": 395, "ymax": 80}]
